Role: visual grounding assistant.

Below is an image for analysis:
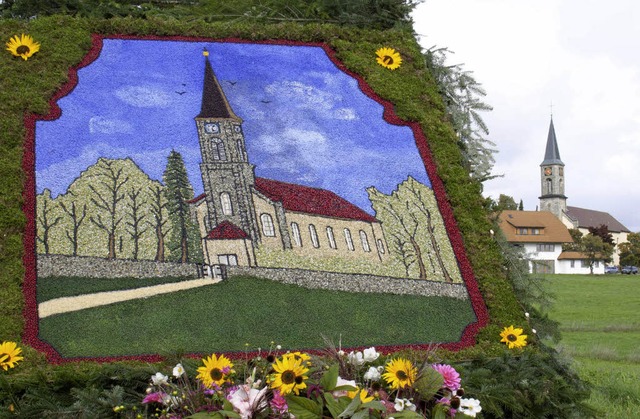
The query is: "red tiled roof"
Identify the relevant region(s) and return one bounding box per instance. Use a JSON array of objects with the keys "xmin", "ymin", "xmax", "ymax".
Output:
[
  {"xmin": 206, "ymin": 220, "xmax": 249, "ymax": 239},
  {"xmin": 254, "ymin": 177, "xmax": 377, "ymax": 223},
  {"xmin": 497, "ymin": 210, "xmax": 573, "ymax": 243}
]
